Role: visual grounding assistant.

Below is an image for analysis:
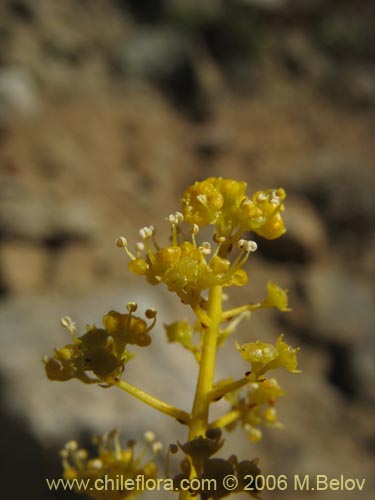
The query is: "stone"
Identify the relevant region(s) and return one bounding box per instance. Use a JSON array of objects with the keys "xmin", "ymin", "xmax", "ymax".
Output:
[
  {"xmin": 258, "ymin": 195, "xmax": 328, "ymax": 263},
  {"xmin": 0, "ymin": 242, "xmax": 49, "ymax": 294},
  {"xmin": 0, "ymin": 66, "xmax": 39, "ymax": 123},
  {"xmin": 303, "ymin": 266, "xmax": 372, "ymax": 344}
]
